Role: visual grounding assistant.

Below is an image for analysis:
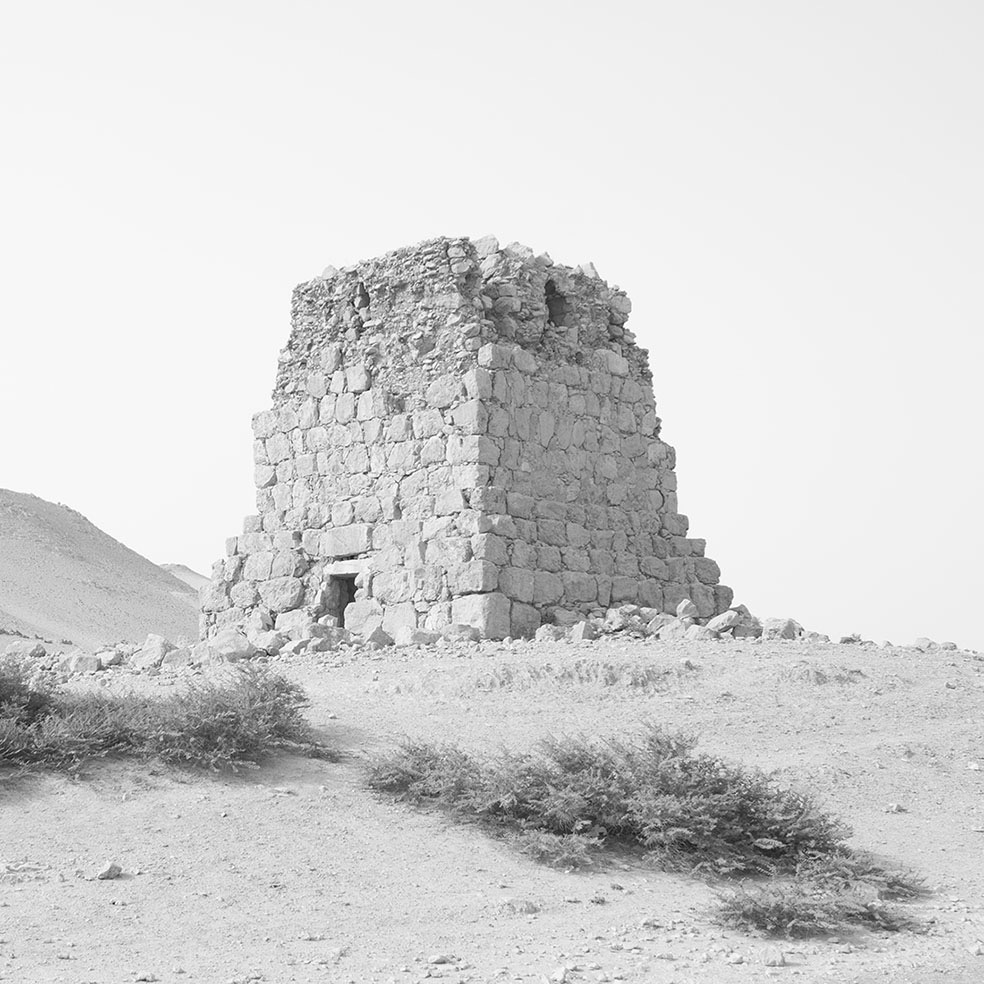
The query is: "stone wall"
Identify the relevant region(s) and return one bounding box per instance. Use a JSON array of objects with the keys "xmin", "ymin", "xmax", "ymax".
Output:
[{"xmin": 201, "ymin": 236, "xmax": 732, "ymax": 640}]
